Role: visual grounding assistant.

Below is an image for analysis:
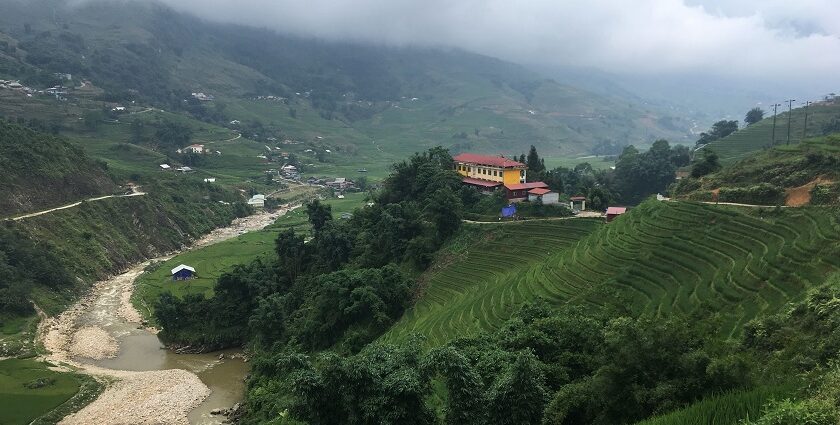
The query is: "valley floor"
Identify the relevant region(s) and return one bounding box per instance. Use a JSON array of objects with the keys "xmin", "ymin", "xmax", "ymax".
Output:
[{"xmin": 35, "ymin": 207, "xmax": 293, "ymax": 424}]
